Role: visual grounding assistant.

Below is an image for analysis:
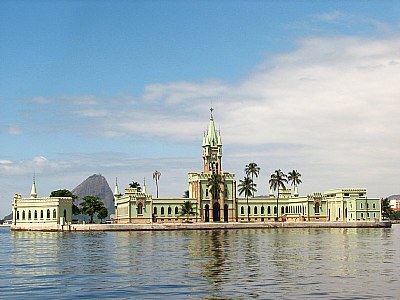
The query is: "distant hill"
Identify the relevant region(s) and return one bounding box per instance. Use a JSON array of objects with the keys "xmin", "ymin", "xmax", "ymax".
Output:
[
  {"xmin": 387, "ymin": 195, "xmax": 400, "ymax": 200},
  {"xmin": 72, "ymin": 174, "xmax": 115, "ymax": 216}
]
